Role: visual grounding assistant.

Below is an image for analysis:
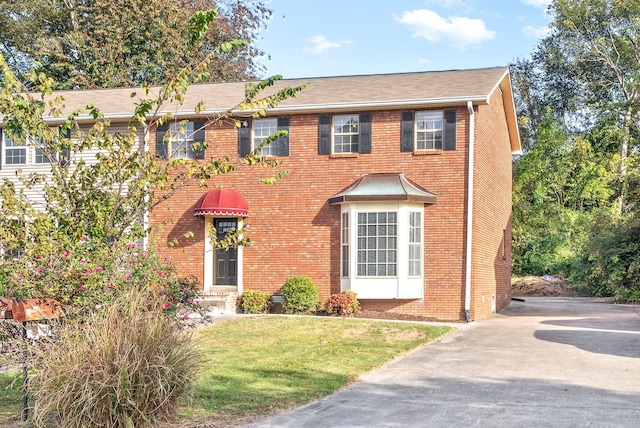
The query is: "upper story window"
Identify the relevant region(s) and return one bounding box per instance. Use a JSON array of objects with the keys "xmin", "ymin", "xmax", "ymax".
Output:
[
  {"xmin": 238, "ymin": 118, "xmax": 289, "ymax": 157},
  {"xmin": 155, "ymin": 120, "xmax": 206, "ymax": 160},
  {"xmin": 318, "ymin": 113, "xmax": 371, "ymax": 155},
  {"xmin": 416, "ymin": 111, "xmax": 443, "ymax": 150},
  {"xmin": 401, "ymin": 110, "xmax": 457, "ymax": 152},
  {"xmin": 253, "ymin": 118, "xmax": 279, "ymax": 156},
  {"xmin": 171, "ymin": 121, "xmax": 196, "ymax": 159},
  {"xmin": 2, "ymin": 131, "xmax": 27, "ymax": 165},
  {"xmin": 333, "ymin": 115, "xmax": 360, "ymax": 153},
  {"xmin": 35, "ymin": 147, "xmax": 48, "ymax": 164},
  {"xmin": 1, "ymin": 128, "xmax": 69, "ymax": 168}
]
